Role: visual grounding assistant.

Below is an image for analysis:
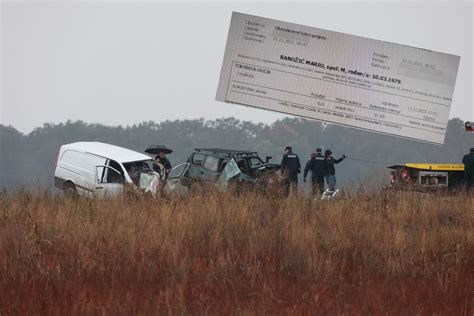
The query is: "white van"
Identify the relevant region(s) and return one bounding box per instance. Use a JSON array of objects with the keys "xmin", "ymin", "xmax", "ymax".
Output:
[{"xmin": 54, "ymin": 142, "xmax": 159, "ymax": 198}]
